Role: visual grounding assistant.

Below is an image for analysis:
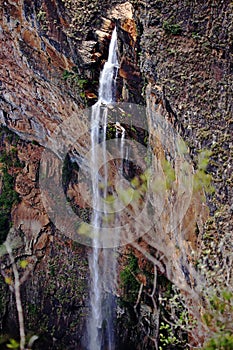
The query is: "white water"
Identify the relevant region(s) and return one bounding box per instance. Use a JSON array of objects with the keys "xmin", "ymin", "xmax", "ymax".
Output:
[{"xmin": 88, "ymin": 27, "xmax": 120, "ymax": 350}]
